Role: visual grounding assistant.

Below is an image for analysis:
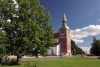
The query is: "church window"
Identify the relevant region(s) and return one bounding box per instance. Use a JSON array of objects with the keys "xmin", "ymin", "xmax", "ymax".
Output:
[{"xmin": 62, "ymin": 33, "xmax": 64, "ymax": 35}]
